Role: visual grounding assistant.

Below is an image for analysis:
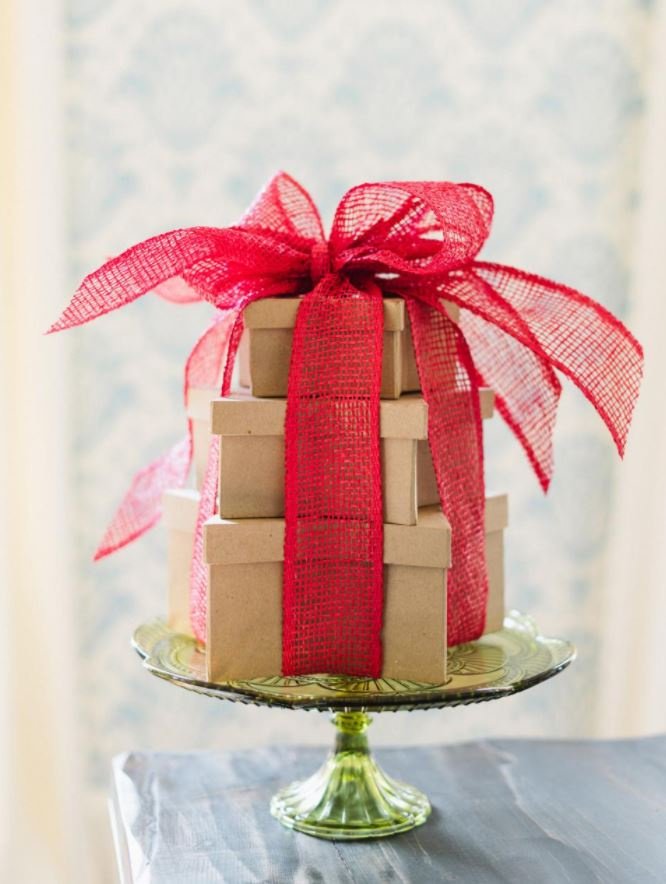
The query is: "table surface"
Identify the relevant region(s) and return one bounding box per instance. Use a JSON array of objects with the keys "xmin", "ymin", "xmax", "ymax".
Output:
[{"xmin": 110, "ymin": 736, "xmax": 666, "ymax": 884}]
